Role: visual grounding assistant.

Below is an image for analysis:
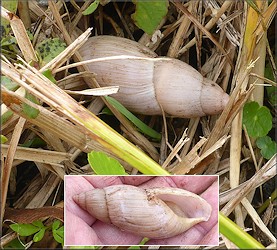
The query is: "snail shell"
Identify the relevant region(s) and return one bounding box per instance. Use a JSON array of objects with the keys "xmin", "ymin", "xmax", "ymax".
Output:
[
  {"xmin": 78, "ymin": 35, "xmax": 229, "ymax": 118},
  {"xmin": 73, "ymin": 185, "xmax": 212, "ymax": 239}
]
